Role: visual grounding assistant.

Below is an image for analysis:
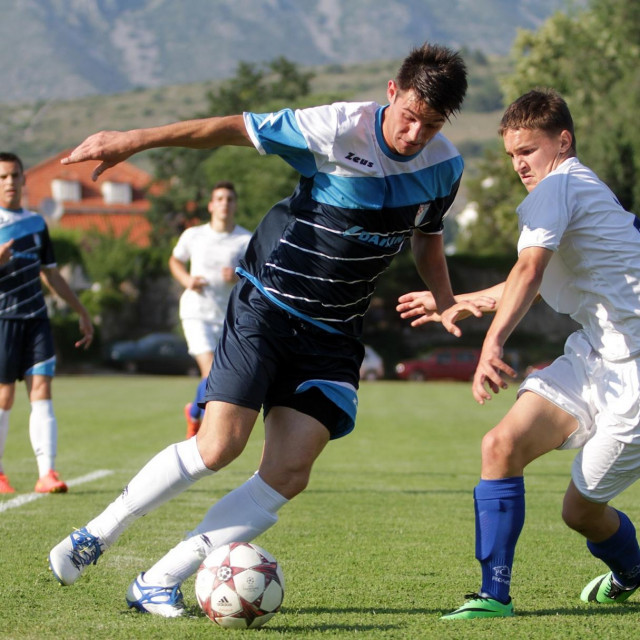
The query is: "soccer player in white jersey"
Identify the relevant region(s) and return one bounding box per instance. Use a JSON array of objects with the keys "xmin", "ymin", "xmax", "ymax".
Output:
[
  {"xmin": 399, "ymin": 89, "xmax": 640, "ymax": 618},
  {"xmin": 169, "ymin": 181, "xmax": 251, "ymax": 438},
  {"xmin": 48, "ymin": 43, "xmax": 478, "ymax": 617},
  {"xmin": 0, "ymin": 152, "xmax": 94, "ymax": 494}
]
